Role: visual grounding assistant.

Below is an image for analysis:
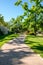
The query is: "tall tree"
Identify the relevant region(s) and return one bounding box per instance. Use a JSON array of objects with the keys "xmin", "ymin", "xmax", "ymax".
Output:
[
  {"xmin": 10, "ymin": 16, "xmax": 24, "ymax": 33},
  {"xmin": 15, "ymin": 0, "xmax": 43, "ymax": 36},
  {"xmin": 0, "ymin": 14, "xmax": 4, "ymax": 25}
]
